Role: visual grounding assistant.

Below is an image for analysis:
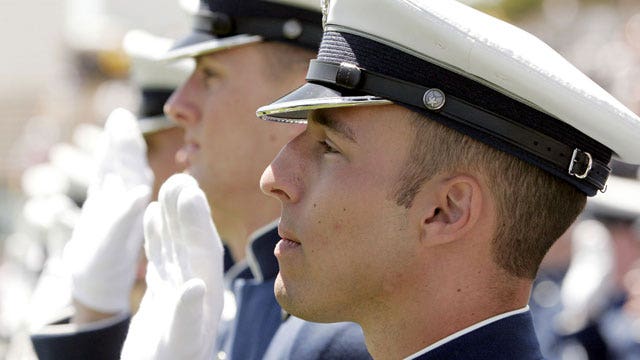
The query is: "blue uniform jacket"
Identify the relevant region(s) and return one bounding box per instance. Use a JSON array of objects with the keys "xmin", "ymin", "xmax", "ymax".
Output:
[
  {"xmin": 411, "ymin": 311, "xmax": 544, "ymax": 360},
  {"xmin": 31, "ymin": 224, "xmax": 371, "ymax": 360}
]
